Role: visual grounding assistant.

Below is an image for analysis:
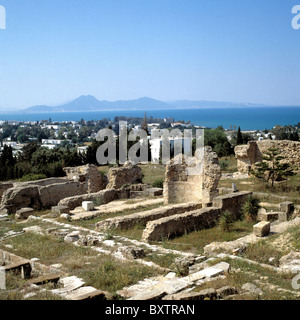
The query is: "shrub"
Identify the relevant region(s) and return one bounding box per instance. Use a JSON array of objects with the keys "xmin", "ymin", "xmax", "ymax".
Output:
[
  {"xmin": 18, "ymin": 174, "xmax": 47, "ymax": 182},
  {"xmin": 219, "ymin": 210, "xmax": 234, "ymax": 232},
  {"xmin": 152, "ymin": 179, "xmax": 164, "ymax": 189},
  {"xmin": 242, "ymin": 195, "xmax": 260, "ymax": 222},
  {"xmin": 219, "ymin": 160, "xmax": 229, "ymax": 171}
]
